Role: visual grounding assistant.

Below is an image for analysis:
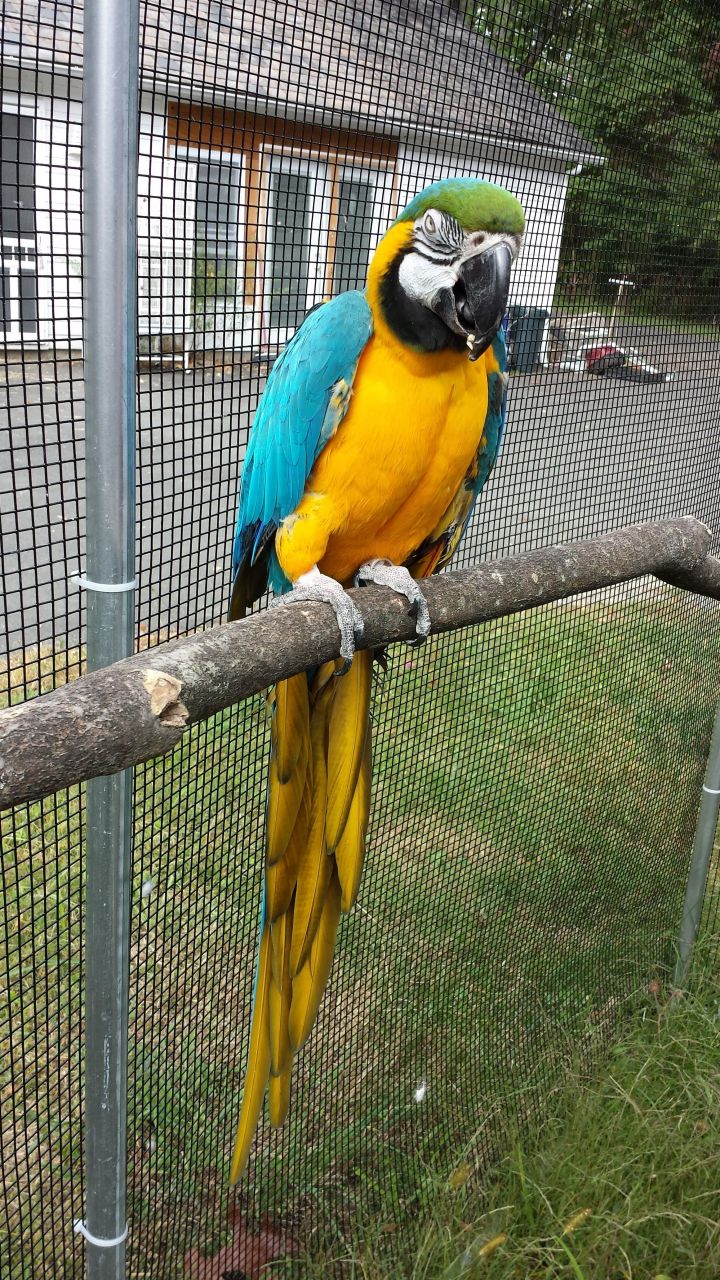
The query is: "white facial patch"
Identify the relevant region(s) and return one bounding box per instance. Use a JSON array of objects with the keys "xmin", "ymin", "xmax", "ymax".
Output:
[{"xmin": 398, "ymin": 252, "xmax": 458, "ymax": 307}]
